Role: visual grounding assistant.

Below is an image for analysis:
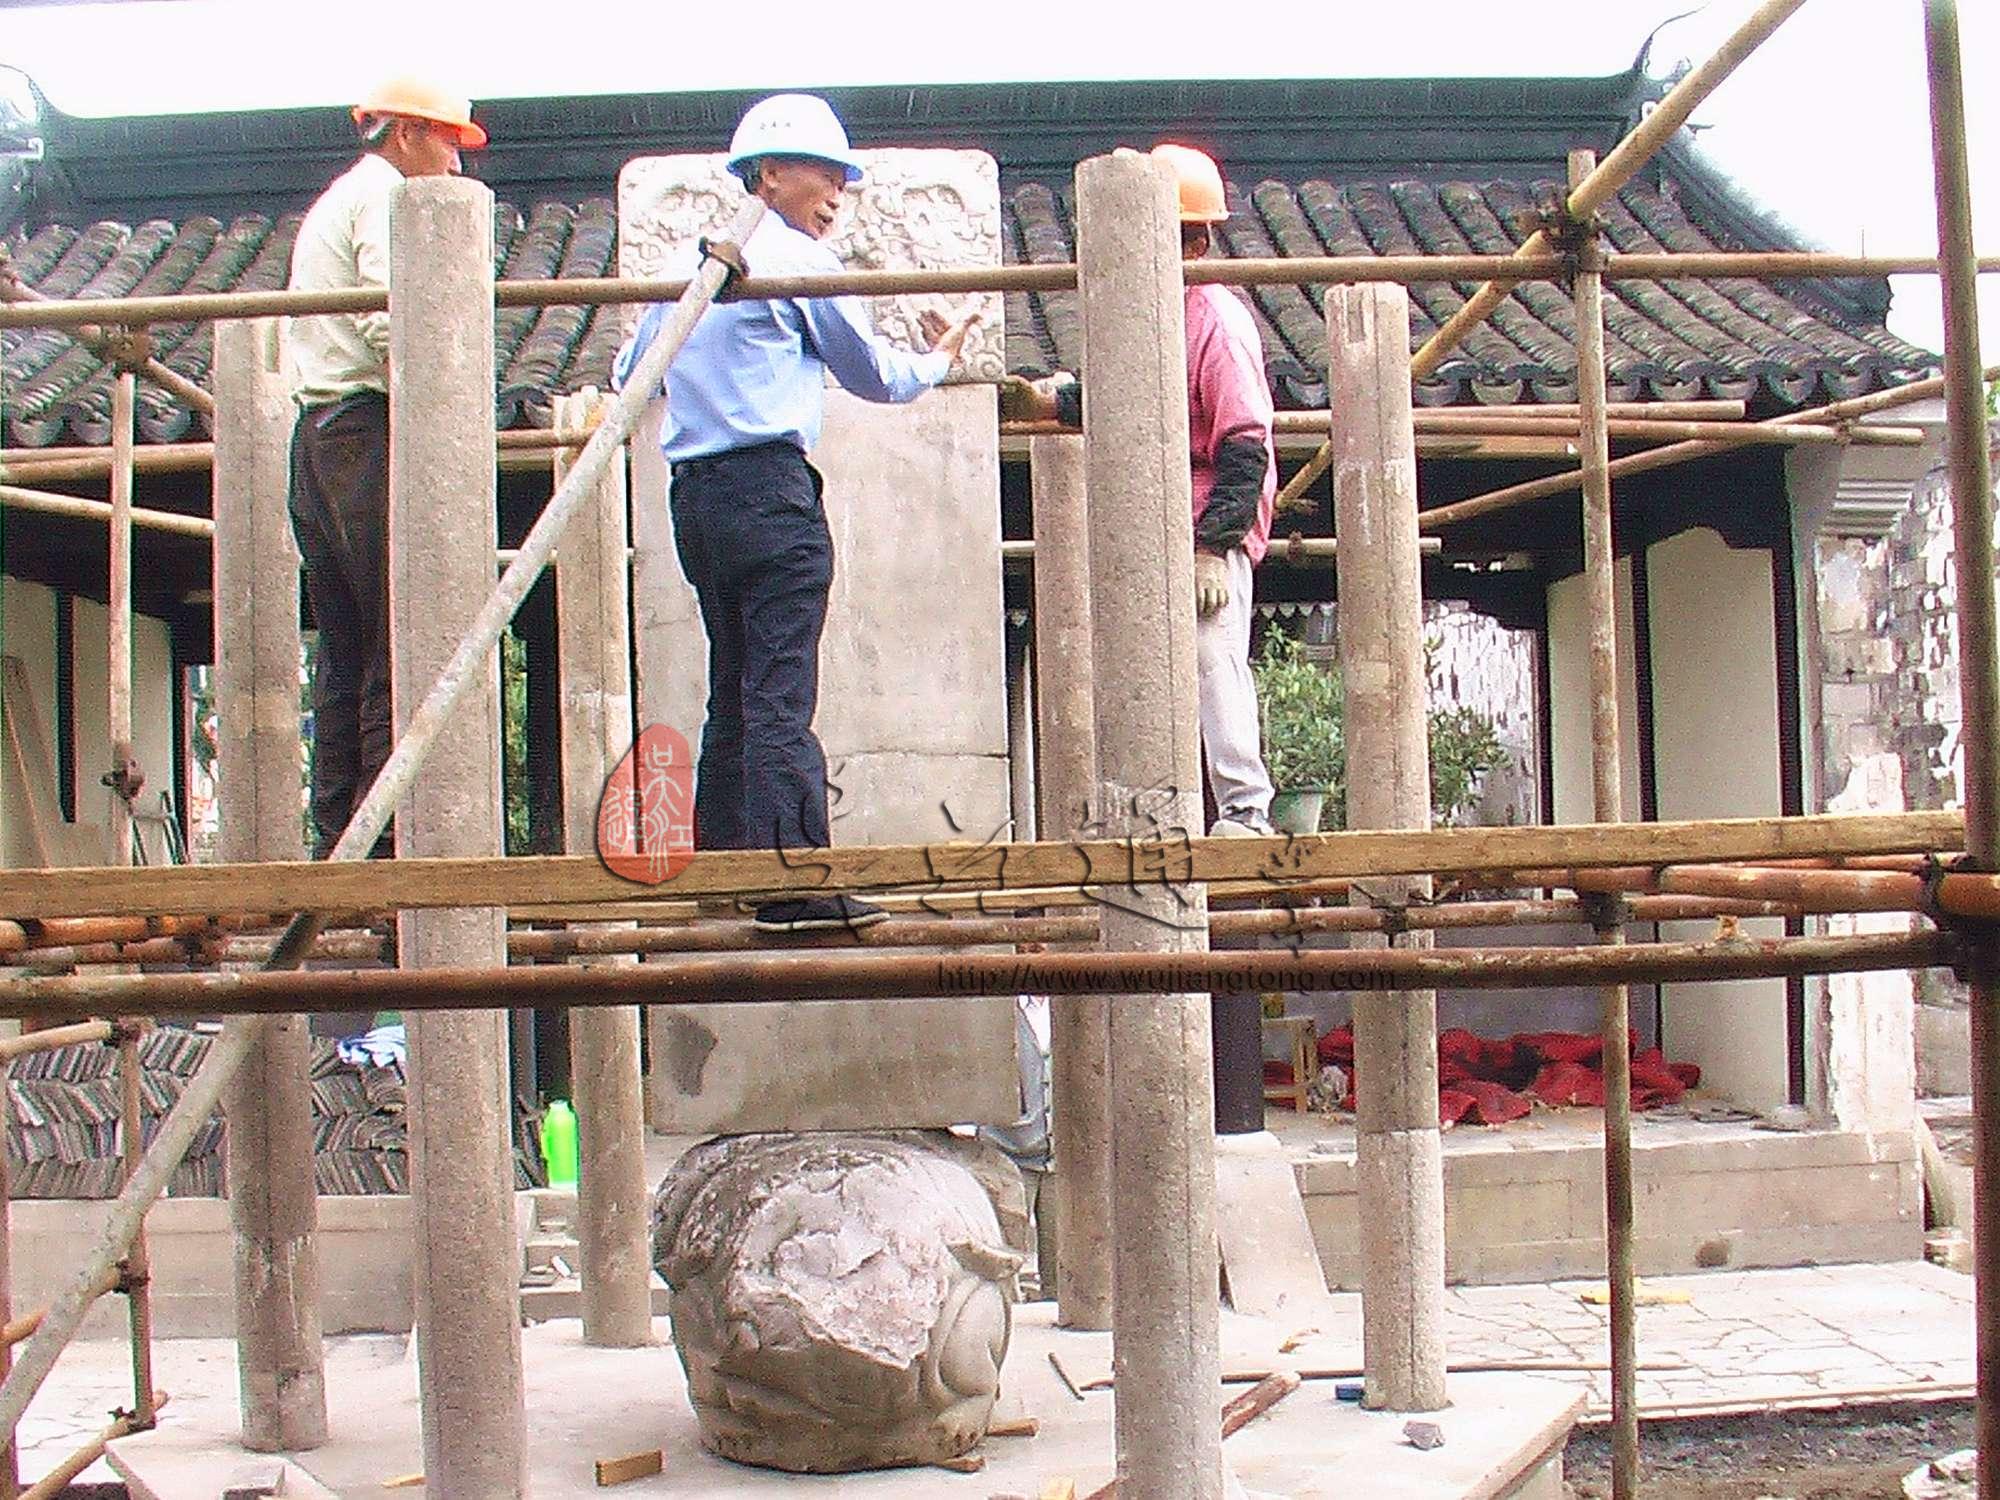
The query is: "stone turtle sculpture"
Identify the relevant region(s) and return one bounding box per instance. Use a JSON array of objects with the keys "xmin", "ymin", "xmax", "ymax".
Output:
[{"xmin": 651, "ymin": 1131, "xmax": 1020, "ymax": 1473}]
